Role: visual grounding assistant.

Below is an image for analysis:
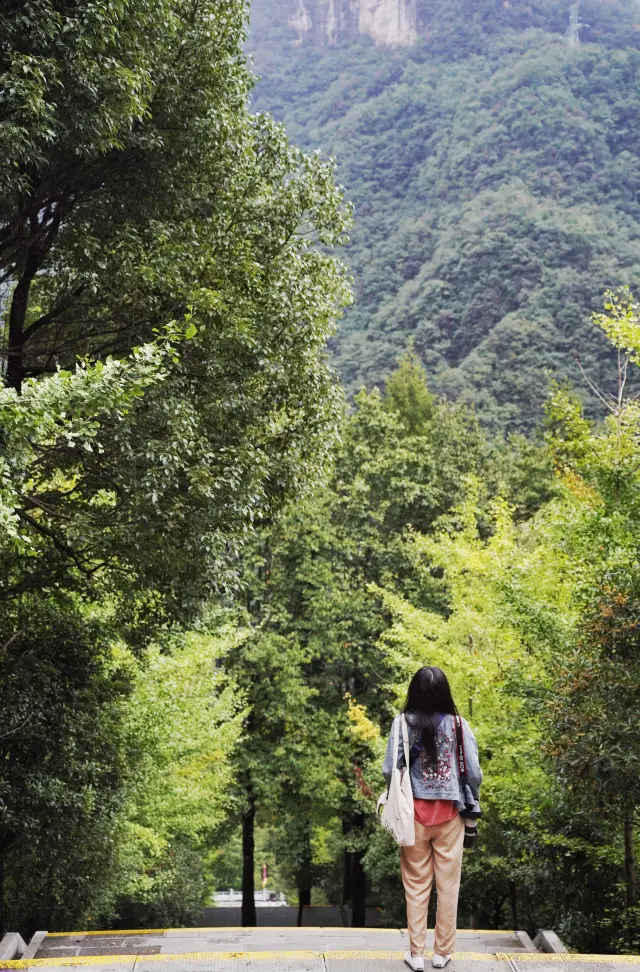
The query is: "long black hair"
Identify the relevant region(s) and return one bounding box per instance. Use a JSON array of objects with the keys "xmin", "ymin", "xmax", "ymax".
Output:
[{"xmin": 403, "ymin": 666, "xmax": 458, "ymax": 765}]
